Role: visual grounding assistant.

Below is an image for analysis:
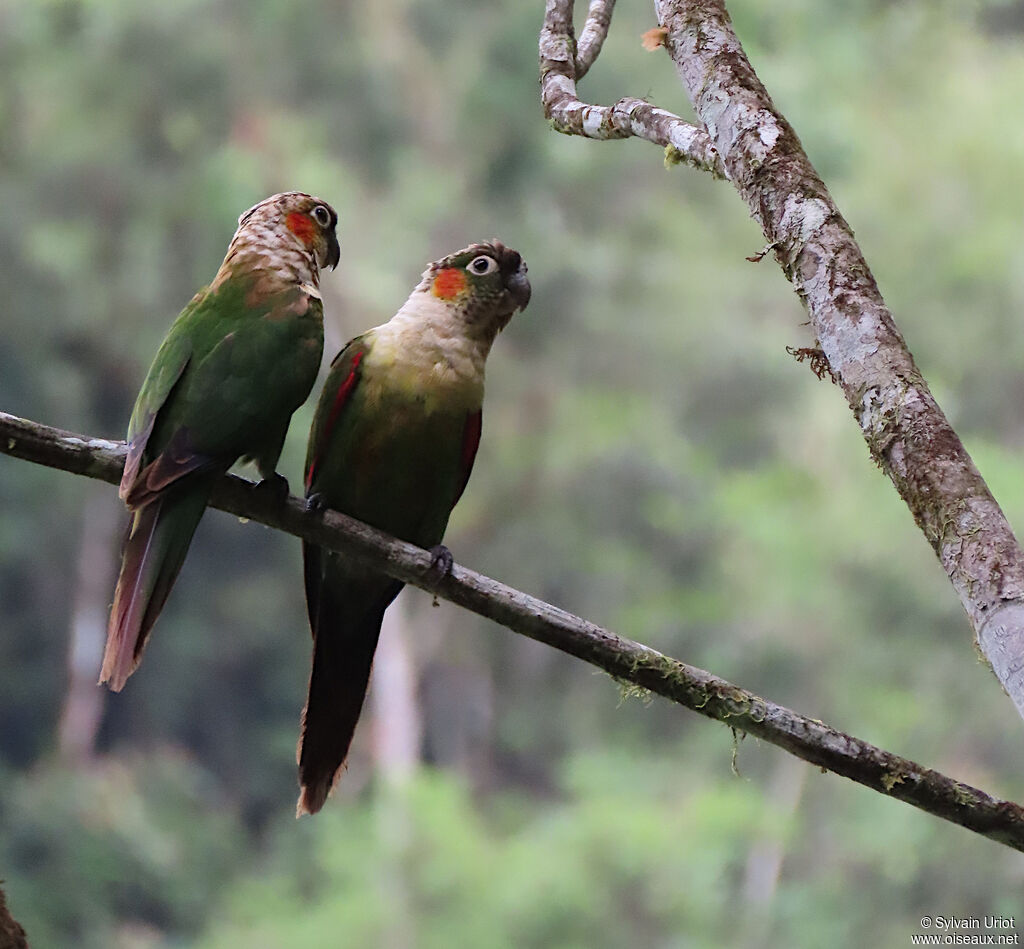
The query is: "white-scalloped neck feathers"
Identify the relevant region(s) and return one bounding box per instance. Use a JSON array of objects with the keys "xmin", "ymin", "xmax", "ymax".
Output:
[{"xmin": 211, "ymin": 219, "xmax": 320, "ymax": 294}]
